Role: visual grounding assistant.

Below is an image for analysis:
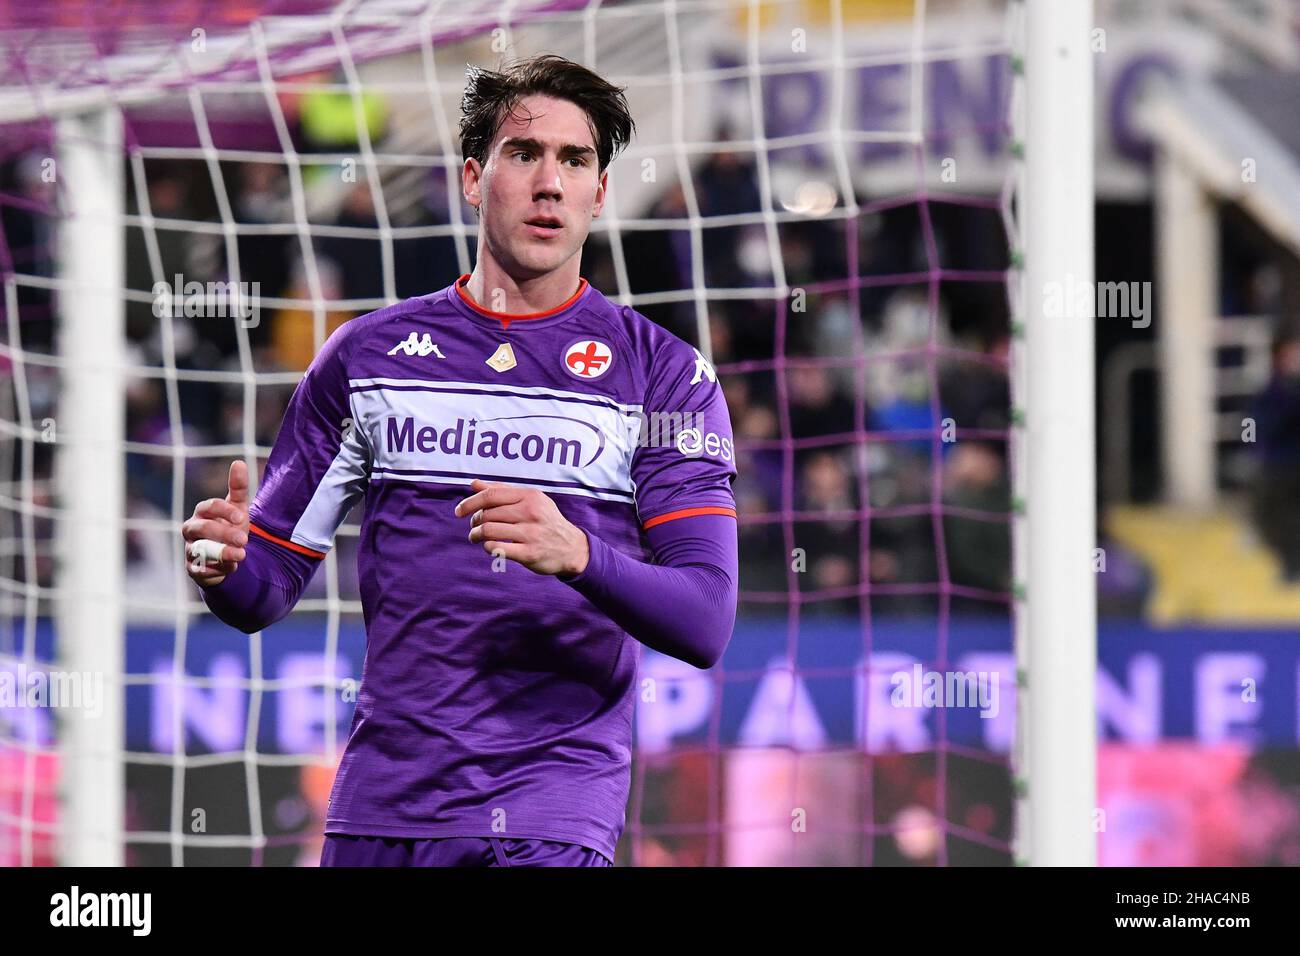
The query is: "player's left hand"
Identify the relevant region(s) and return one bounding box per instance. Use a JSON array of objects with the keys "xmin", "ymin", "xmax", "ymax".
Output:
[{"xmin": 454, "ymin": 479, "xmax": 590, "ymax": 577}]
